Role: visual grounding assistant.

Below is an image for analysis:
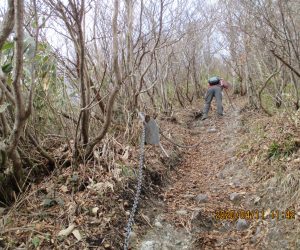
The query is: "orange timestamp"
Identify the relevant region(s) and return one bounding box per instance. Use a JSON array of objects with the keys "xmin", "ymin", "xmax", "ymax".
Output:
[{"xmin": 215, "ymin": 209, "xmax": 296, "ymax": 220}]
